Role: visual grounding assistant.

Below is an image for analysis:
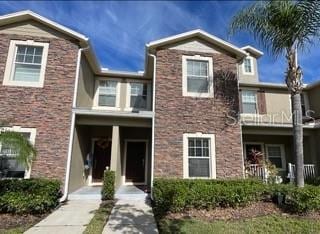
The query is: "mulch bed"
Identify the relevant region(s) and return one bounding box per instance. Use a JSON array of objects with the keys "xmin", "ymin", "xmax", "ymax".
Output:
[
  {"xmin": 165, "ymin": 201, "xmax": 320, "ymax": 222},
  {"xmin": 0, "ymin": 213, "xmax": 46, "ymax": 230}
]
